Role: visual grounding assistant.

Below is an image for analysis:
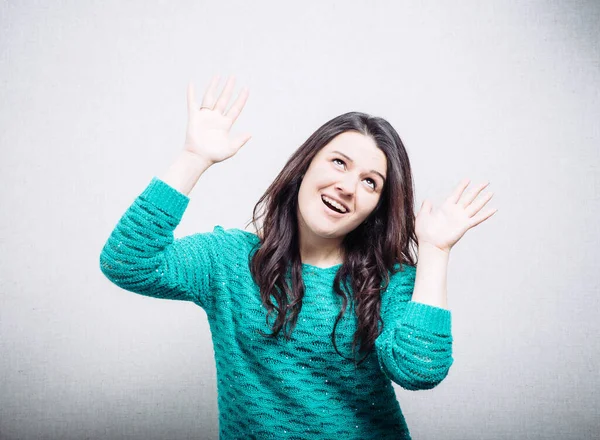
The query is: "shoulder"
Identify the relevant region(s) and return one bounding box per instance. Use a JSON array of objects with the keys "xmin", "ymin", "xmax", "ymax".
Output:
[
  {"xmin": 180, "ymin": 225, "xmax": 259, "ymax": 256},
  {"xmin": 208, "ymin": 225, "xmax": 261, "ymax": 249},
  {"xmin": 181, "ymin": 225, "xmax": 259, "ymax": 272}
]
